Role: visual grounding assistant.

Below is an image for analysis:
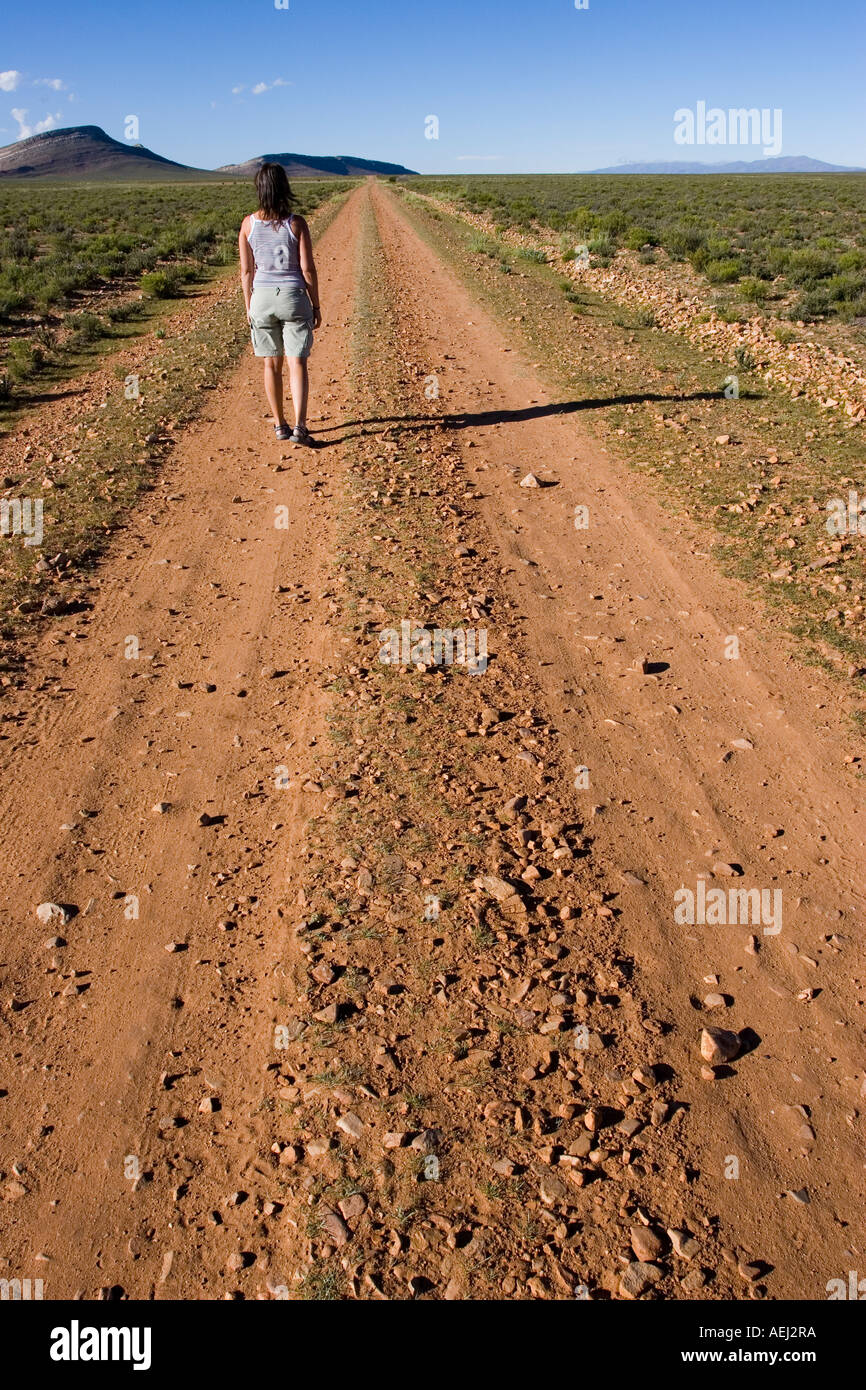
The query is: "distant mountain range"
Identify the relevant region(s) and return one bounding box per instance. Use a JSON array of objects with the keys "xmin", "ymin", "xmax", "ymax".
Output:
[
  {"xmin": 217, "ymin": 152, "xmax": 417, "ymax": 179},
  {"xmin": 0, "ymin": 125, "xmax": 198, "ymax": 179},
  {"xmin": 589, "ymin": 155, "xmax": 864, "ymax": 174},
  {"xmin": 0, "ymin": 127, "xmax": 860, "ymax": 181},
  {"xmin": 0, "ymin": 125, "xmax": 418, "ymax": 180}
]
